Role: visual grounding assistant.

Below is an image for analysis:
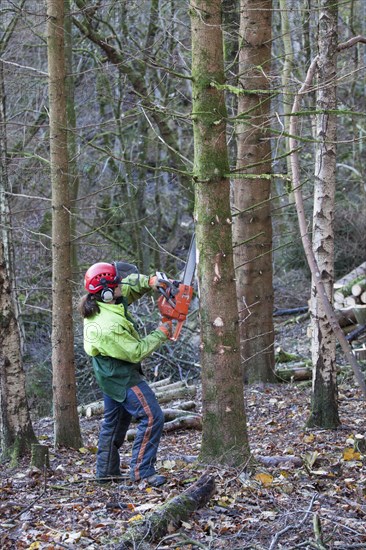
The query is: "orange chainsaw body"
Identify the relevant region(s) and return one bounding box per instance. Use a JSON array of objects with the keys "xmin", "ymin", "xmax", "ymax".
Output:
[{"xmin": 157, "ymin": 283, "xmax": 194, "ymax": 341}]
